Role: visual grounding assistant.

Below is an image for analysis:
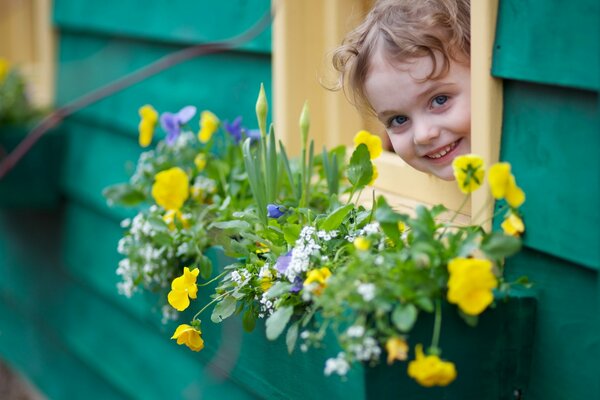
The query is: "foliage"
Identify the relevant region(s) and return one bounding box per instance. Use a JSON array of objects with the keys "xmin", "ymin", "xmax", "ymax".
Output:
[
  {"xmin": 105, "ymin": 85, "xmax": 528, "ymax": 387},
  {"xmin": 0, "ymin": 58, "xmax": 45, "ymax": 127}
]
